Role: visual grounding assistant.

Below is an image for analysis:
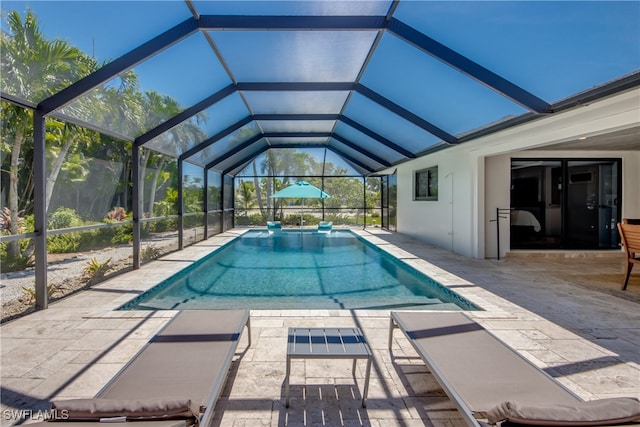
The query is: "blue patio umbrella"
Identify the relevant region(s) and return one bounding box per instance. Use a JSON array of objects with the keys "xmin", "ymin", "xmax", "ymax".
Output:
[{"xmin": 270, "ymin": 181, "xmax": 330, "ymax": 227}]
